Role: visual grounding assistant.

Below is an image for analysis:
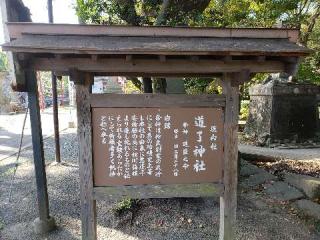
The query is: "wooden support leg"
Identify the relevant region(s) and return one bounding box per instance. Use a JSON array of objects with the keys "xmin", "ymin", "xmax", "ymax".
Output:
[
  {"xmin": 219, "ymin": 74, "xmax": 239, "ymax": 240},
  {"xmin": 26, "ymin": 70, "xmax": 56, "ymax": 234},
  {"xmin": 72, "ymin": 71, "xmax": 97, "ymax": 240},
  {"xmin": 52, "ymin": 73, "xmax": 61, "ymax": 163}
]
